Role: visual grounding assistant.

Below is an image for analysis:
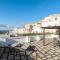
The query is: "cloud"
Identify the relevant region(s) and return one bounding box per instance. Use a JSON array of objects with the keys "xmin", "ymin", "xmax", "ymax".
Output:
[
  {"xmin": 0, "ymin": 24, "xmax": 7, "ymax": 30},
  {"xmin": 0, "ymin": 24, "xmax": 7, "ymax": 27}
]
